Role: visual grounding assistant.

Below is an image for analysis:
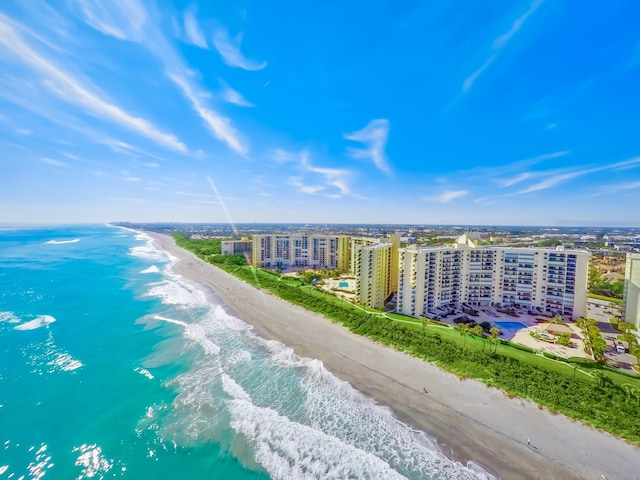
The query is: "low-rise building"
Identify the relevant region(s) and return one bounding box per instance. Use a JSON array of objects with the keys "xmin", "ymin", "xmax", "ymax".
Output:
[{"xmin": 221, "ymin": 237, "xmax": 253, "ymax": 256}]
